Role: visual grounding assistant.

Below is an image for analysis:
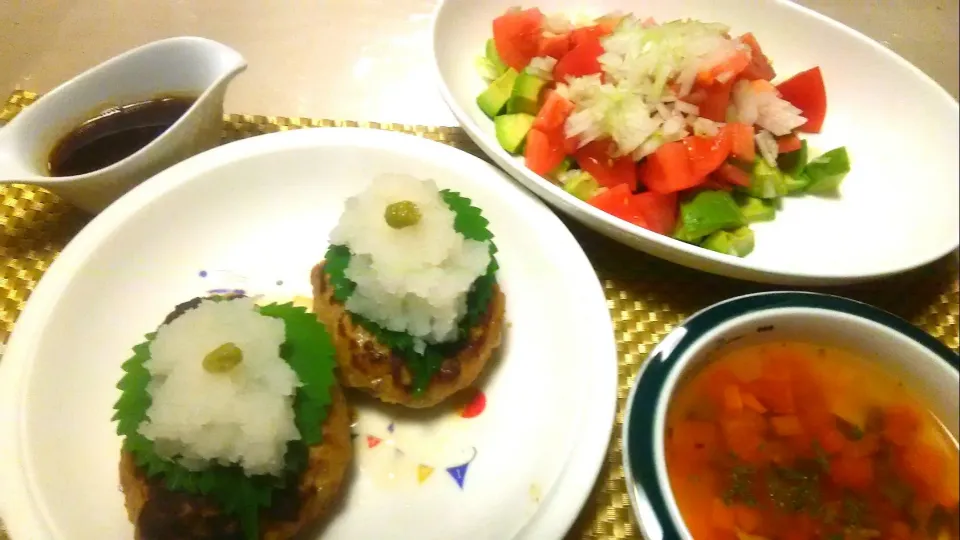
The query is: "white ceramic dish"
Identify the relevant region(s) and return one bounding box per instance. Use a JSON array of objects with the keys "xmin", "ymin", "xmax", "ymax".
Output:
[
  {"xmin": 0, "ymin": 37, "xmax": 246, "ymax": 214},
  {"xmin": 0, "ymin": 128, "xmax": 618, "ymax": 540},
  {"xmin": 431, "ymin": 0, "xmax": 960, "ymax": 285},
  {"xmin": 621, "ymin": 291, "xmax": 959, "ymax": 539}
]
